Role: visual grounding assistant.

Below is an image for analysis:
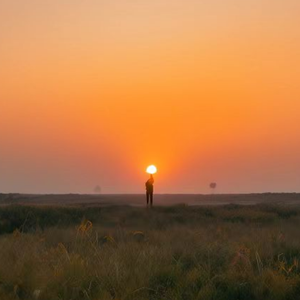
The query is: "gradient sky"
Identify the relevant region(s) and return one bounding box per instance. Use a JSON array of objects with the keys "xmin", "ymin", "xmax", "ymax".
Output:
[{"xmin": 0, "ymin": 0, "xmax": 300, "ymax": 194}]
